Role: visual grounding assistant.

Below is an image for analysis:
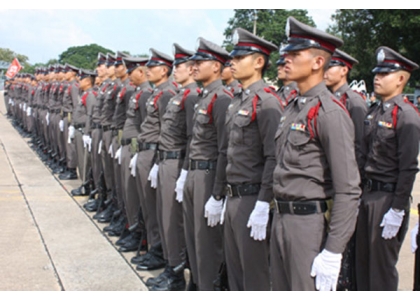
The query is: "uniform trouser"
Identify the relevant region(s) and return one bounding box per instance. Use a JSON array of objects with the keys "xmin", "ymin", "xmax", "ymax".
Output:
[
  {"xmin": 157, "ymin": 158, "xmax": 185, "ymax": 267},
  {"xmin": 74, "ymin": 129, "xmax": 91, "ymax": 182},
  {"xmin": 270, "ymin": 210, "xmax": 327, "ymax": 290},
  {"xmin": 64, "ymin": 118, "xmax": 77, "ymax": 169},
  {"xmin": 183, "ymin": 169, "xmax": 224, "ymax": 290},
  {"xmin": 355, "ymin": 189, "xmax": 410, "ymax": 291},
  {"xmin": 90, "ymin": 128, "xmax": 103, "ymax": 188},
  {"xmin": 52, "ymin": 113, "xmax": 65, "ymax": 161},
  {"xmin": 135, "ymin": 149, "xmax": 161, "ymax": 248},
  {"xmin": 40, "ymin": 110, "xmax": 49, "ymax": 147},
  {"xmin": 101, "ymin": 130, "xmax": 114, "ymax": 192},
  {"xmin": 49, "ymin": 112, "xmax": 58, "ymax": 154},
  {"xmin": 112, "ymin": 136, "xmax": 125, "ymax": 211},
  {"xmin": 26, "ymin": 108, "xmax": 34, "ymax": 133},
  {"xmin": 224, "ymin": 194, "xmax": 270, "ymax": 291},
  {"xmin": 121, "ymin": 145, "xmax": 140, "ymax": 228}
]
